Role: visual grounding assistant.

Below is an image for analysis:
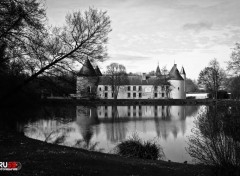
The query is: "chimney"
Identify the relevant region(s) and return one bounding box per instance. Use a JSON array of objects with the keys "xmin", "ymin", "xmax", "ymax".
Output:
[{"xmin": 142, "ymin": 73, "xmax": 146, "ymax": 80}]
